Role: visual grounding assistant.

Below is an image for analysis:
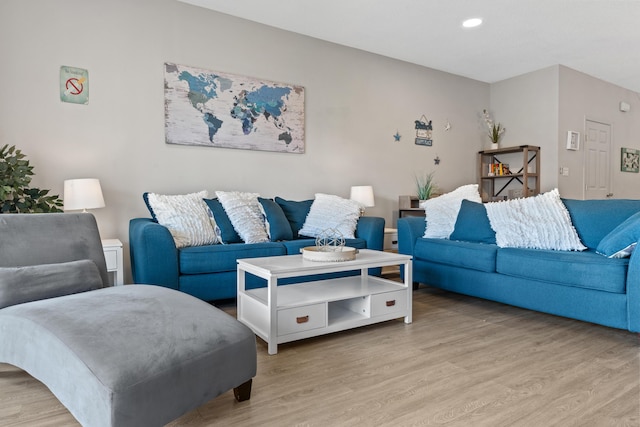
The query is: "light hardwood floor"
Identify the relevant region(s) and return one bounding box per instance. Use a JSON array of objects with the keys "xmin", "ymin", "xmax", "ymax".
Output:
[{"xmin": 2, "ymin": 286, "xmax": 639, "ymax": 426}]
